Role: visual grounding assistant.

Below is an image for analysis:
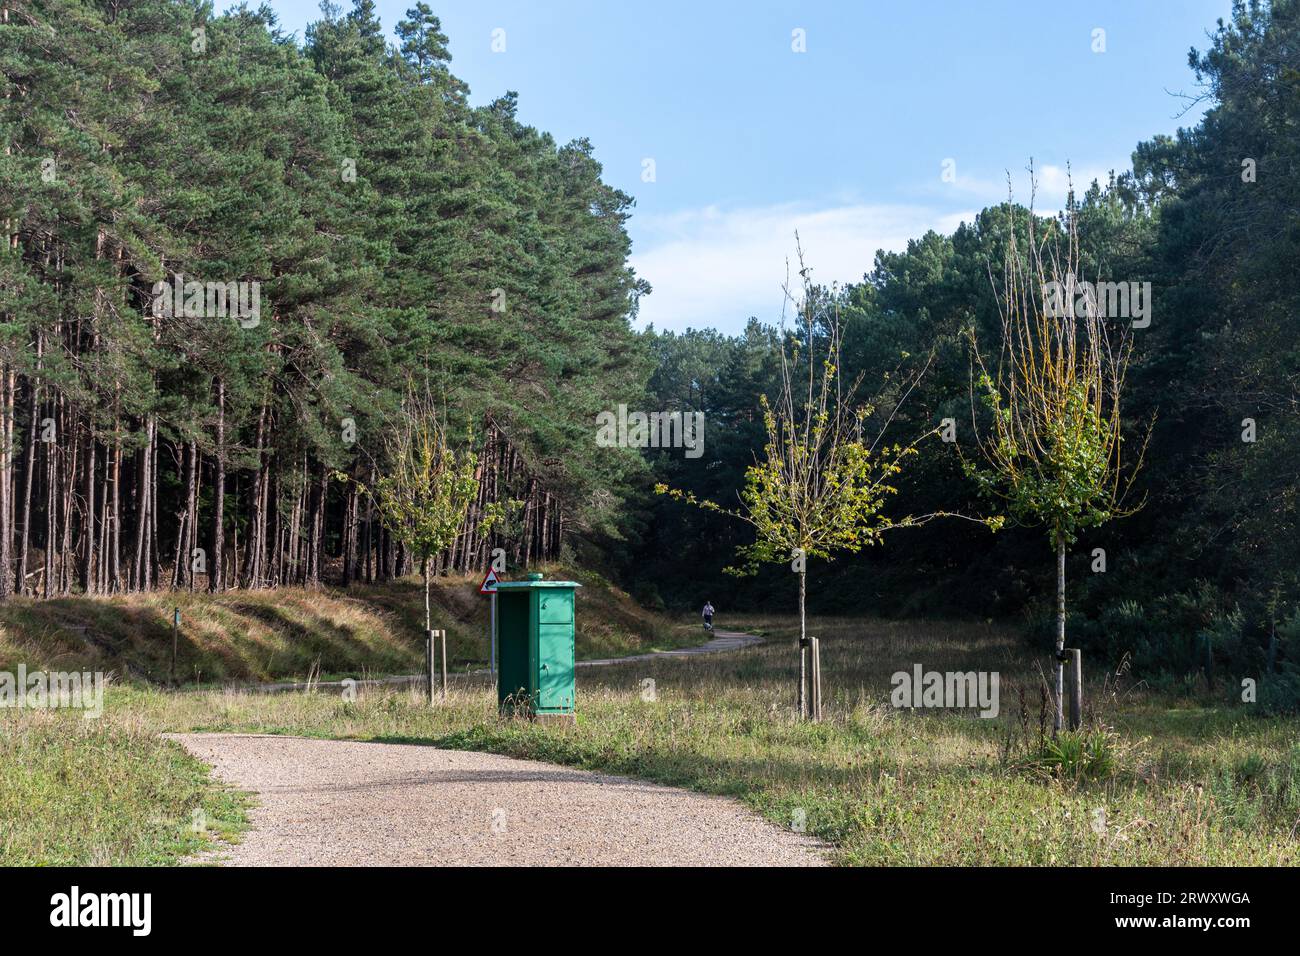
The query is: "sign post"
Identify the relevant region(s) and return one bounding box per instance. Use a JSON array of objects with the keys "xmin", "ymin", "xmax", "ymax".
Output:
[
  {"xmin": 171, "ymin": 607, "xmax": 181, "ymax": 685},
  {"xmin": 479, "ymin": 568, "xmax": 500, "ymax": 675}
]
